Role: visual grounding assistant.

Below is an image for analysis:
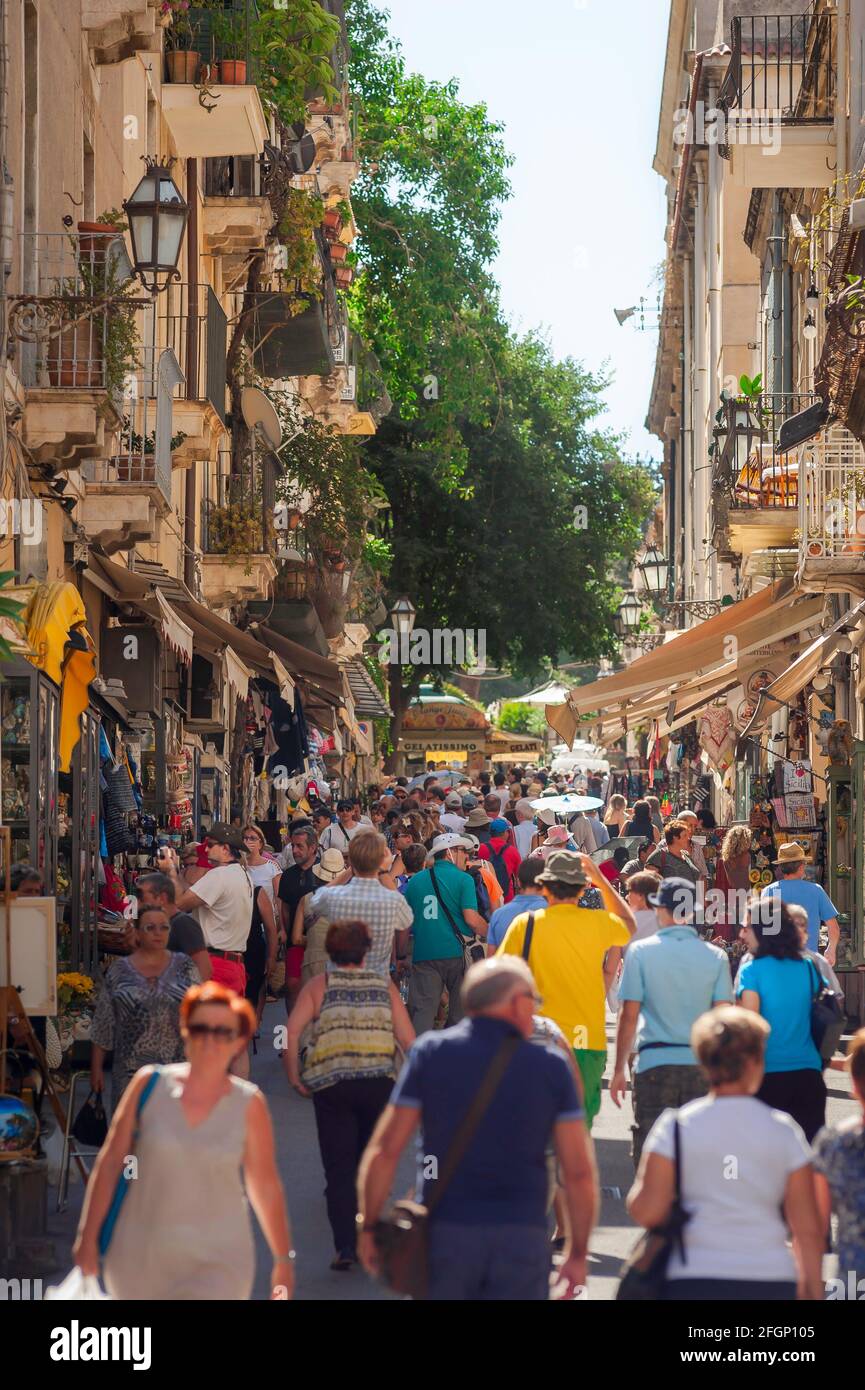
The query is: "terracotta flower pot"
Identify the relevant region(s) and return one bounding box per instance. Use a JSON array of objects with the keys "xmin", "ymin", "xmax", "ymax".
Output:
[
  {"xmin": 47, "ymin": 317, "xmax": 104, "ymax": 388},
  {"xmin": 219, "ymin": 59, "xmax": 247, "ymax": 84},
  {"xmin": 166, "ymin": 49, "xmax": 200, "ymax": 83},
  {"xmin": 335, "ymin": 266, "xmax": 354, "ymax": 289},
  {"xmin": 329, "ymin": 242, "xmax": 348, "ymax": 263}
]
